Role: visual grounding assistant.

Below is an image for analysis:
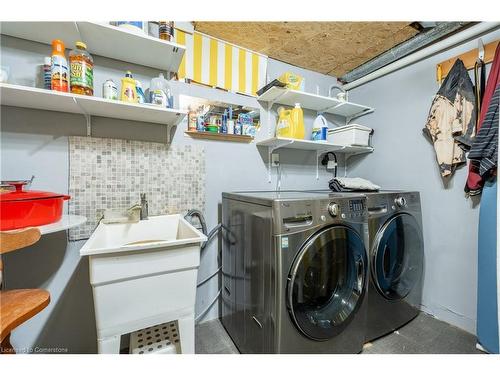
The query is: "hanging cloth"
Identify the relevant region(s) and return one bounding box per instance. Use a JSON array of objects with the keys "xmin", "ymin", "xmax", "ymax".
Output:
[
  {"xmin": 465, "ymin": 43, "xmax": 500, "ymax": 195},
  {"xmin": 468, "ymin": 84, "xmax": 499, "ymax": 177},
  {"xmin": 474, "ymin": 58, "xmax": 486, "ymax": 127},
  {"xmin": 423, "ymin": 59, "xmax": 477, "ymax": 177},
  {"xmin": 476, "ymin": 178, "xmax": 499, "ymax": 354}
]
